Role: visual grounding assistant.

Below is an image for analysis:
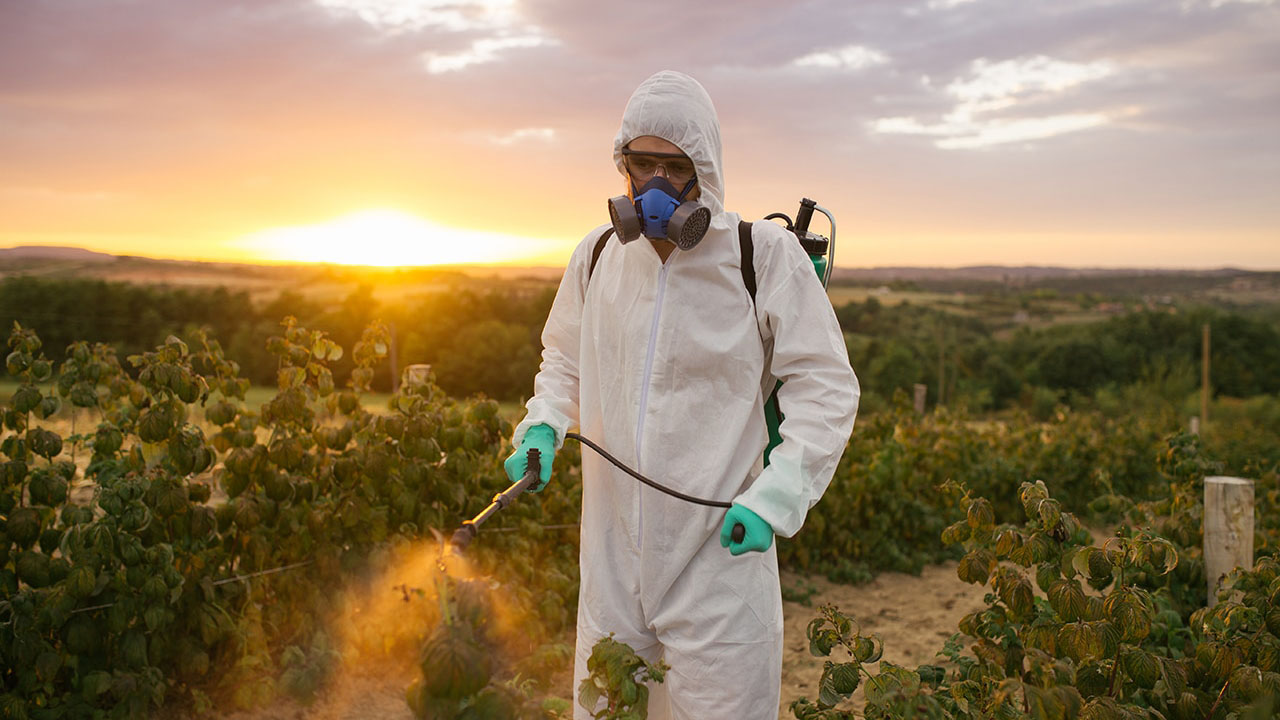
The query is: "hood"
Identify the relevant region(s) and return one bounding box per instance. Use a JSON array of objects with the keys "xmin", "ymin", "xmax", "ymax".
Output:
[{"xmin": 613, "ymin": 71, "xmax": 726, "ymax": 220}]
